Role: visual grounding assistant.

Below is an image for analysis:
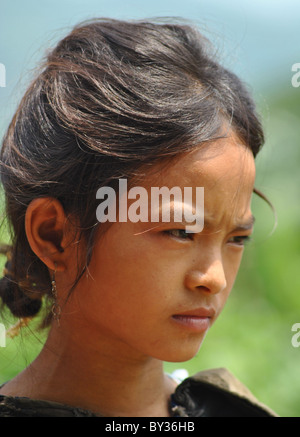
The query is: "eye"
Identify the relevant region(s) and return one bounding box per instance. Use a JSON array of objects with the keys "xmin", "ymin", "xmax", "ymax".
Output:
[
  {"xmin": 163, "ymin": 229, "xmax": 195, "ymax": 241},
  {"xmin": 227, "ymin": 235, "xmax": 252, "ymax": 246}
]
